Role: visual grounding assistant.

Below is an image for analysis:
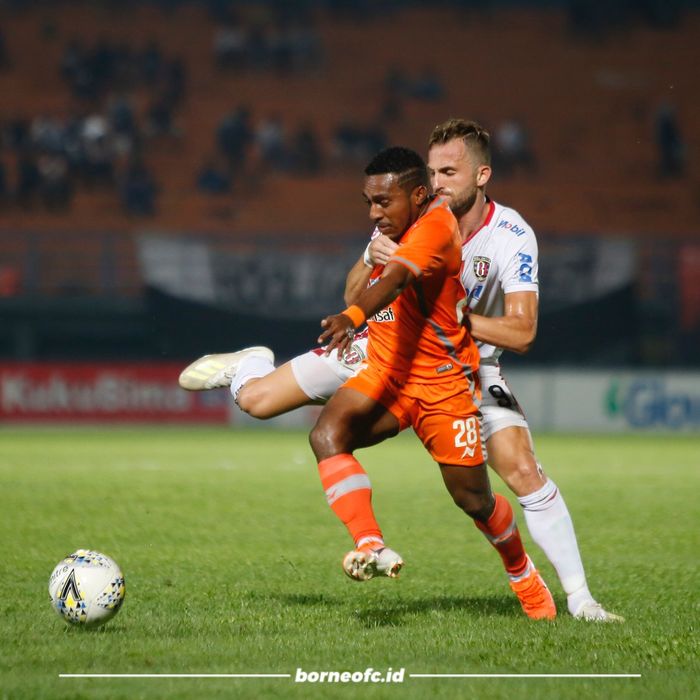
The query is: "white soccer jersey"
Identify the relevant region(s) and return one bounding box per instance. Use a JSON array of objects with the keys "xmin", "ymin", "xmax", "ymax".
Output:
[
  {"xmin": 291, "ymin": 200, "xmax": 539, "ymax": 440},
  {"xmin": 460, "ymin": 199, "xmax": 539, "ymax": 365}
]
